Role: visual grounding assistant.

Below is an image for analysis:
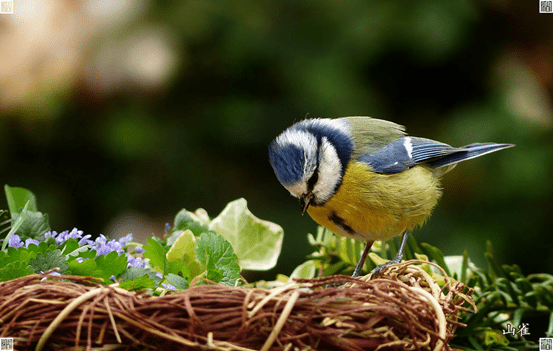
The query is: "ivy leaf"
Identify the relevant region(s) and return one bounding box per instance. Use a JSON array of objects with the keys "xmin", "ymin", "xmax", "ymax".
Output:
[
  {"xmin": 29, "ymin": 249, "xmax": 68, "ymax": 273},
  {"xmin": 195, "ymin": 233, "xmax": 241, "ymax": 286},
  {"xmin": 166, "ymin": 230, "xmax": 204, "ymax": 278},
  {"xmin": 208, "ymin": 198, "xmax": 283, "ymax": 271},
  {"xmin": 174, "ymin": 209, "xmax": 210, "ymax": 234},
  {"xmin": 290, "ymin": 260, "xmax": 316, "ymax": 280},
  {"xmin": 167, "ymin": 209, "xmax": 212, "ymax": 245}
]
